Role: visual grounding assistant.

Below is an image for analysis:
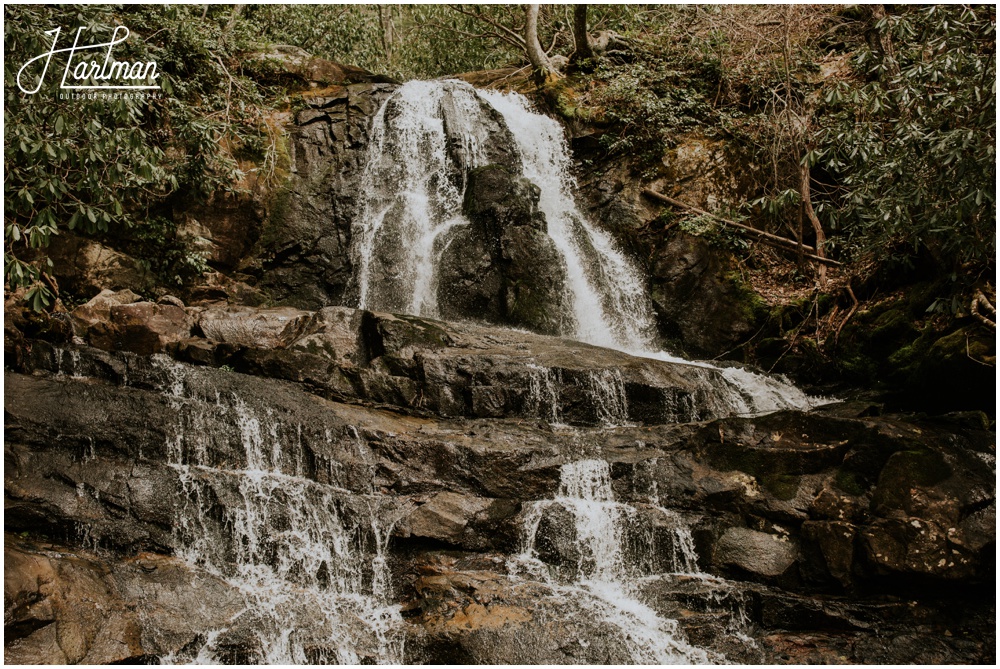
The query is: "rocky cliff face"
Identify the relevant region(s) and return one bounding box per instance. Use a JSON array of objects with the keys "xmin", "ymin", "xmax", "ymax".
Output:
[
  {"xmin": 4, "ymin": 295, "xmax": 995, "ymax": 664},
  {"xmin": 250, "ymin": 83, "xmax": 397, "ymax": 309}
]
